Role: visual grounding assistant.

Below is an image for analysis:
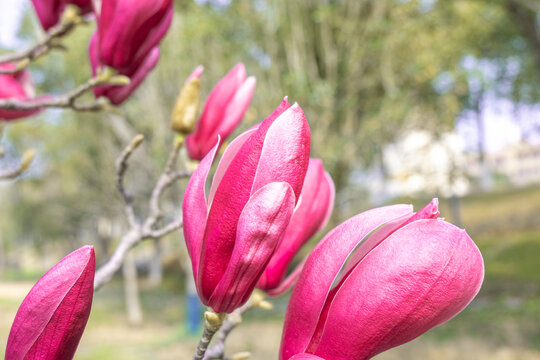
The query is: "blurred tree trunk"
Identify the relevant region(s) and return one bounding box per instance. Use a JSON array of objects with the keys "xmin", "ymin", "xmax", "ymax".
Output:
[
  {"xmin": 147, "ymin": 239, "xmax": 163, "ymax": 286},
  {"xmin": 123, "ymin": 251, "xmax": 143, "ymax": 325}
]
